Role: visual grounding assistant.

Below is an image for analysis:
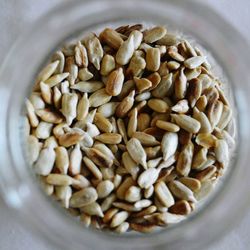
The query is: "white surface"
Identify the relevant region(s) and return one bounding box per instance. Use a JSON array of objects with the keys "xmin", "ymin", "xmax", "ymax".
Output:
[{"xmin": 0, "ymin": 0, "xmax": 250, "ymax": 249}]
